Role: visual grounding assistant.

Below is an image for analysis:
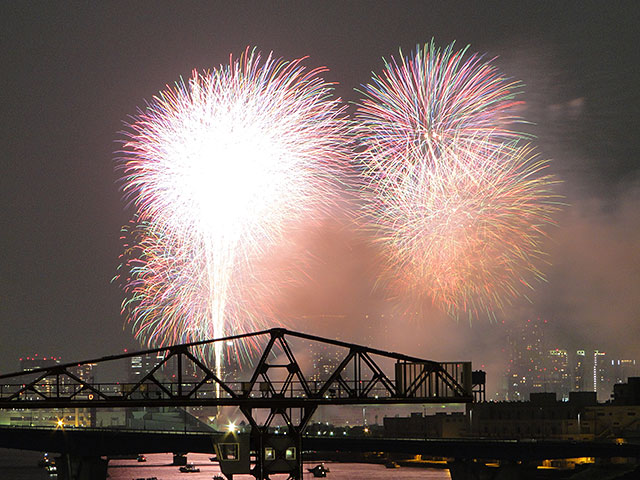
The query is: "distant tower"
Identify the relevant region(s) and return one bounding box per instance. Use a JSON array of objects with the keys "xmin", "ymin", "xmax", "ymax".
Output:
[
  {"xmin": 20, "ymin": 354, "xmax": 61, "ymax": 372},
  {"xmin": 310, "ymin": 343, "xmax": 343, "ymax": 383},
  {"xmin": 20, "ymin": 354, "xmax": 61, "ymax": 397},
  {"xmin": 72, "ymin": 363, "xmax": 96, "ymax": 383},
  {"xmin": 129, "ymin": 352, "xmax": 166, "ymax": 382},
  {"xmin": 505, "ymin": 318, "xmax": 547, "ymax": 401},
  {"xmin": 574, "ymin": 350, "xmax": 586, "ymax": 391},
  {"xmin": 546, "ymin": 349, "xmax": 570, "ymax": 401},
  {"xmin": 593, "ymin": 350, "xmax": 609, "ymax": 401},
  {"xmin": 612, "ymin": 359, "xmax": 639, "ymax": 385}
]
